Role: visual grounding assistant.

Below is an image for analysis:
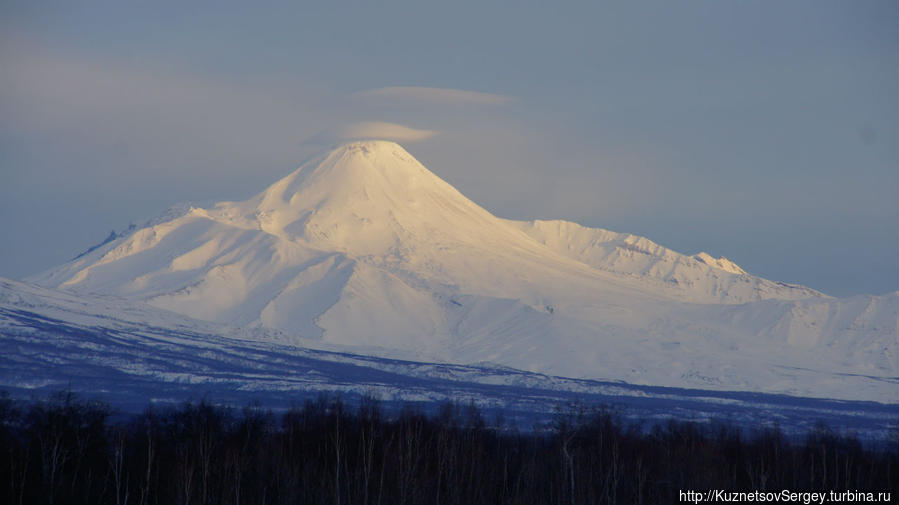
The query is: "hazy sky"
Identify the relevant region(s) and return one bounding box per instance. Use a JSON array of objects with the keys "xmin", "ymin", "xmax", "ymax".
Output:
[{"xmin": 1, "ymin": 1, "xmax": 897, "ymax": 297}]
